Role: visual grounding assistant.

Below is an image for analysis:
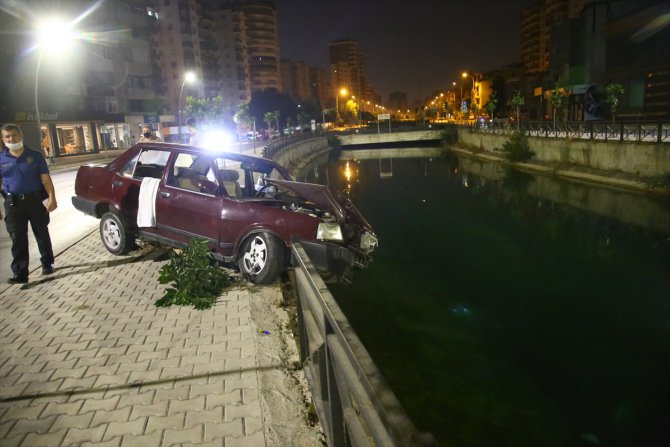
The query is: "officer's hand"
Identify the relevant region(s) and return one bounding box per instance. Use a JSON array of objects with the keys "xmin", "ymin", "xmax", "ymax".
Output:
[{"xmin": 46, "ymin": 197, "xmax": 57, "ymax": 212}]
